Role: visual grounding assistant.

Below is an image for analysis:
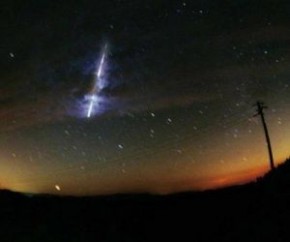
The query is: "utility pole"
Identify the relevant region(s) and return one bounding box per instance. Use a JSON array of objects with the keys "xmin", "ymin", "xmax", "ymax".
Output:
[{"xmin": 254, "ymin": 101, "xmax": 275, "ymax": 171}]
